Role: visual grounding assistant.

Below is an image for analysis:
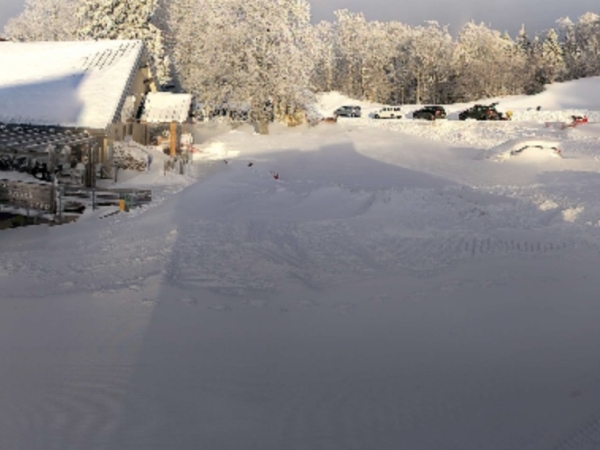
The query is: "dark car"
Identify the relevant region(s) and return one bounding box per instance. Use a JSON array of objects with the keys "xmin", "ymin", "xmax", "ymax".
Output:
[
  {"xmin": 412, "ymin": 106, "xmax": 447, "ymax": 120},
  {"xmin": 334, "ymin": 105, "xmax": 362, "ymax": 118},
  {"xmin": 458, "ymin": 102, "xmax": 505, "ymax": 121}
]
